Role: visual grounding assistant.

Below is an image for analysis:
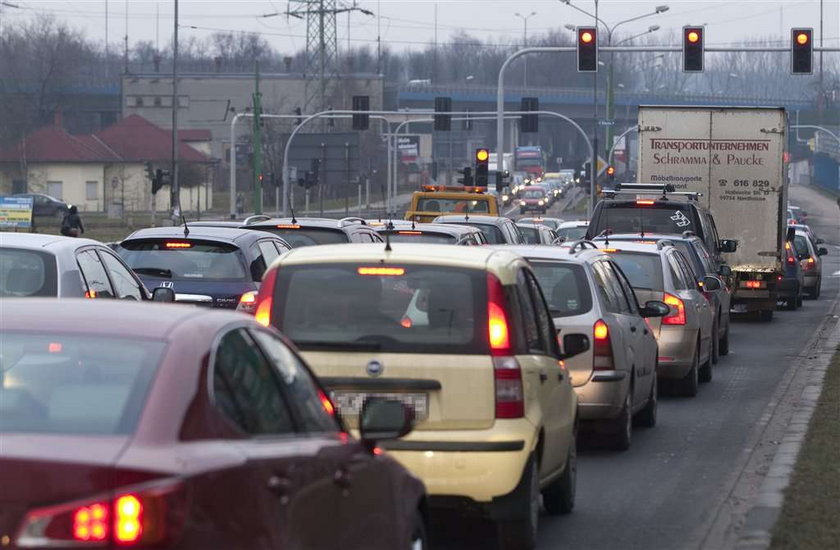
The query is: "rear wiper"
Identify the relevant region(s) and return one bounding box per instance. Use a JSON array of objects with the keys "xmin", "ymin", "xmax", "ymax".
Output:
[
  {"xmin": 295, "ymin": 341, "xmax": 382, "ymax": 351},
  {"xmin": 548, "ymin": 307, "xmax": 564, "ymax": 316},
  {"xmin": 132, "ymin": 267, "xmax": 173, "ymax": 279}
]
